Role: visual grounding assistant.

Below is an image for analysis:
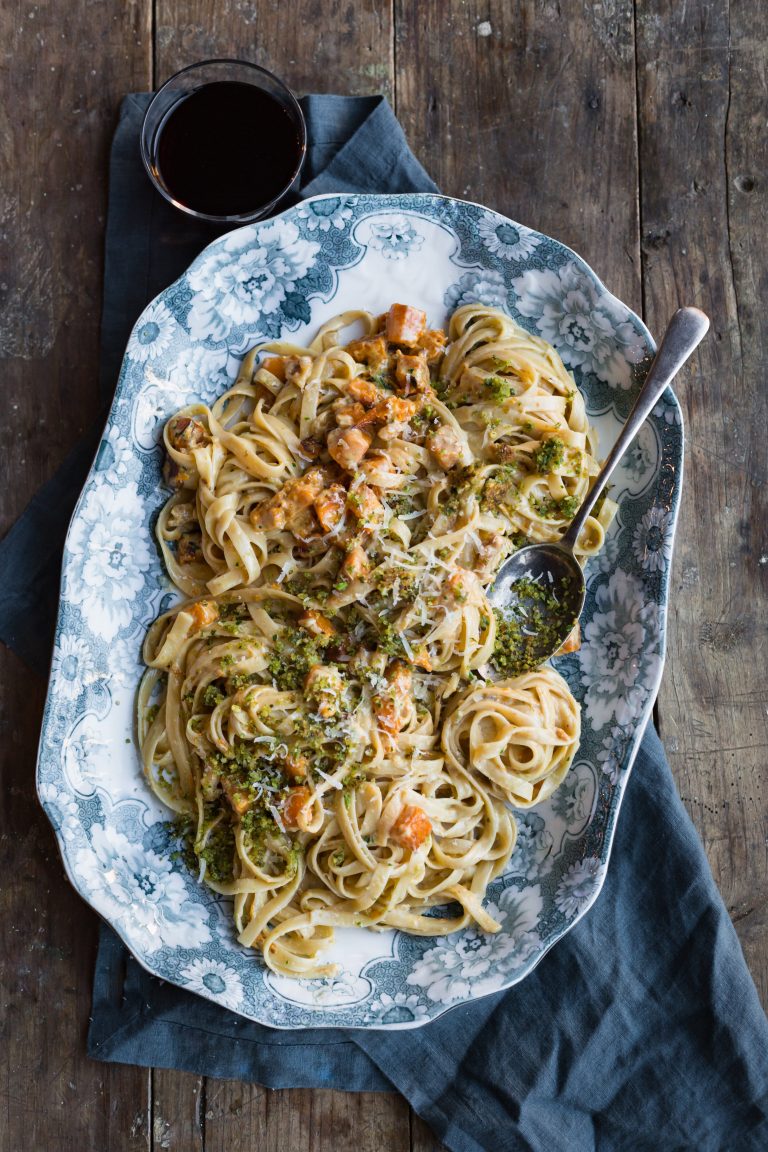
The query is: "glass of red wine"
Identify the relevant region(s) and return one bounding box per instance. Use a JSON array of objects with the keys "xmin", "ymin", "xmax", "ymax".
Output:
[{"xmin": 140, "ymin": 59, "xmax": 307, "ymax": 224}]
